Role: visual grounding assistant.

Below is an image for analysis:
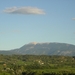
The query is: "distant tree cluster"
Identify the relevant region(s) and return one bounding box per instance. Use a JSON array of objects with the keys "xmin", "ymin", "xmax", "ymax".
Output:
[{"xmin": 0, "ymin": 55, "xmax": 75, "ymax": 75}]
